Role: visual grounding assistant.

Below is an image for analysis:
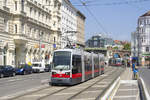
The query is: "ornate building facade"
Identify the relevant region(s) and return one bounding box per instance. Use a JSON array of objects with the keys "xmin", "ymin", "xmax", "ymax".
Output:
[
  {"xmin": 61, "ymin": 0, "xmax": 77, "ymax": 48},
  {"xmin": 0, "ymin": 0, "xmax": 61, "ymax": 67}
]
